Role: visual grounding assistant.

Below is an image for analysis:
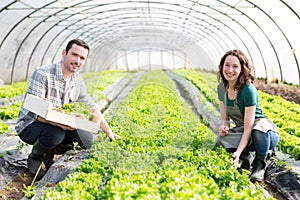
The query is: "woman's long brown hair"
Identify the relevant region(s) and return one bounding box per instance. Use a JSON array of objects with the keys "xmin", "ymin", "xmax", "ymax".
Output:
[{"xmin": 217, "ymin": 49, "xmax": 254, "ymax": 90}]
